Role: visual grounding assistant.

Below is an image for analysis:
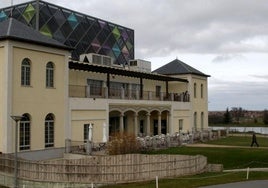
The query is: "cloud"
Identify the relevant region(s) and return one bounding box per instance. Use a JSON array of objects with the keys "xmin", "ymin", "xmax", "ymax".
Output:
[
  {"xmin": 250, "ymin": 75, "xmax": 268, "ymax": 81},
  {"xmin": 212, "ymin": 54, "xmax": 245, "ymax": 63},
  {"xmin": 208, "ymin": 79, "xmax": 268, "ymax": 110},
  {"xmin": 2, "ymin": 0, "xmax": 268, "ymax": 58}
]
